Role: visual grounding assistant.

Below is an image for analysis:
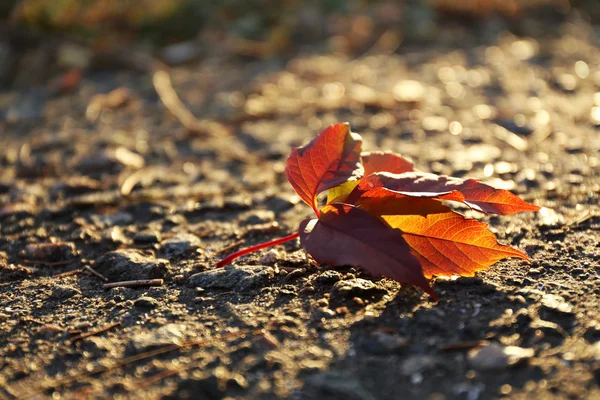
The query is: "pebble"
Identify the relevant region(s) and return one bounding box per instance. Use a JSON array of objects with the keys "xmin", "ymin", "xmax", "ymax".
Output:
[
  {"xmin": 133, "ymin": 296, "xmax": 160, "ymax": 309},
  {"xmin": 259, "ymin": 249, "xmax": 280, "ymax": 265},
  {"xmin": 468, "ymin": 343, "xmax": 534, "ymax": 370},
  {"xmin": 94, "ymin": 249, "xmax": 170, "ymax": 281},
  {"xmin": 315, "ymin": 270, "xmax": 343, "ymax": 285},
  {"xmin": 128, "ymin": 324, "xmax": 185, "ymax": 353},
  {"xmin": 188, "ymin": 265, "xmax": 274, "ymax": 291},
  {"xmin": 133, "ymin": 230, "xmax": 161, "ymax": 244},
  {"xmin": 50, "ymin": 285, "xmax": 81, "ymax": 300},
  {"xmin": 331, "ymin": 278, "xmax": 387, "ymax": 299},
  {"xmin": 160, "ymin": 233, "xmax": 202, "ymax": 257}
]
